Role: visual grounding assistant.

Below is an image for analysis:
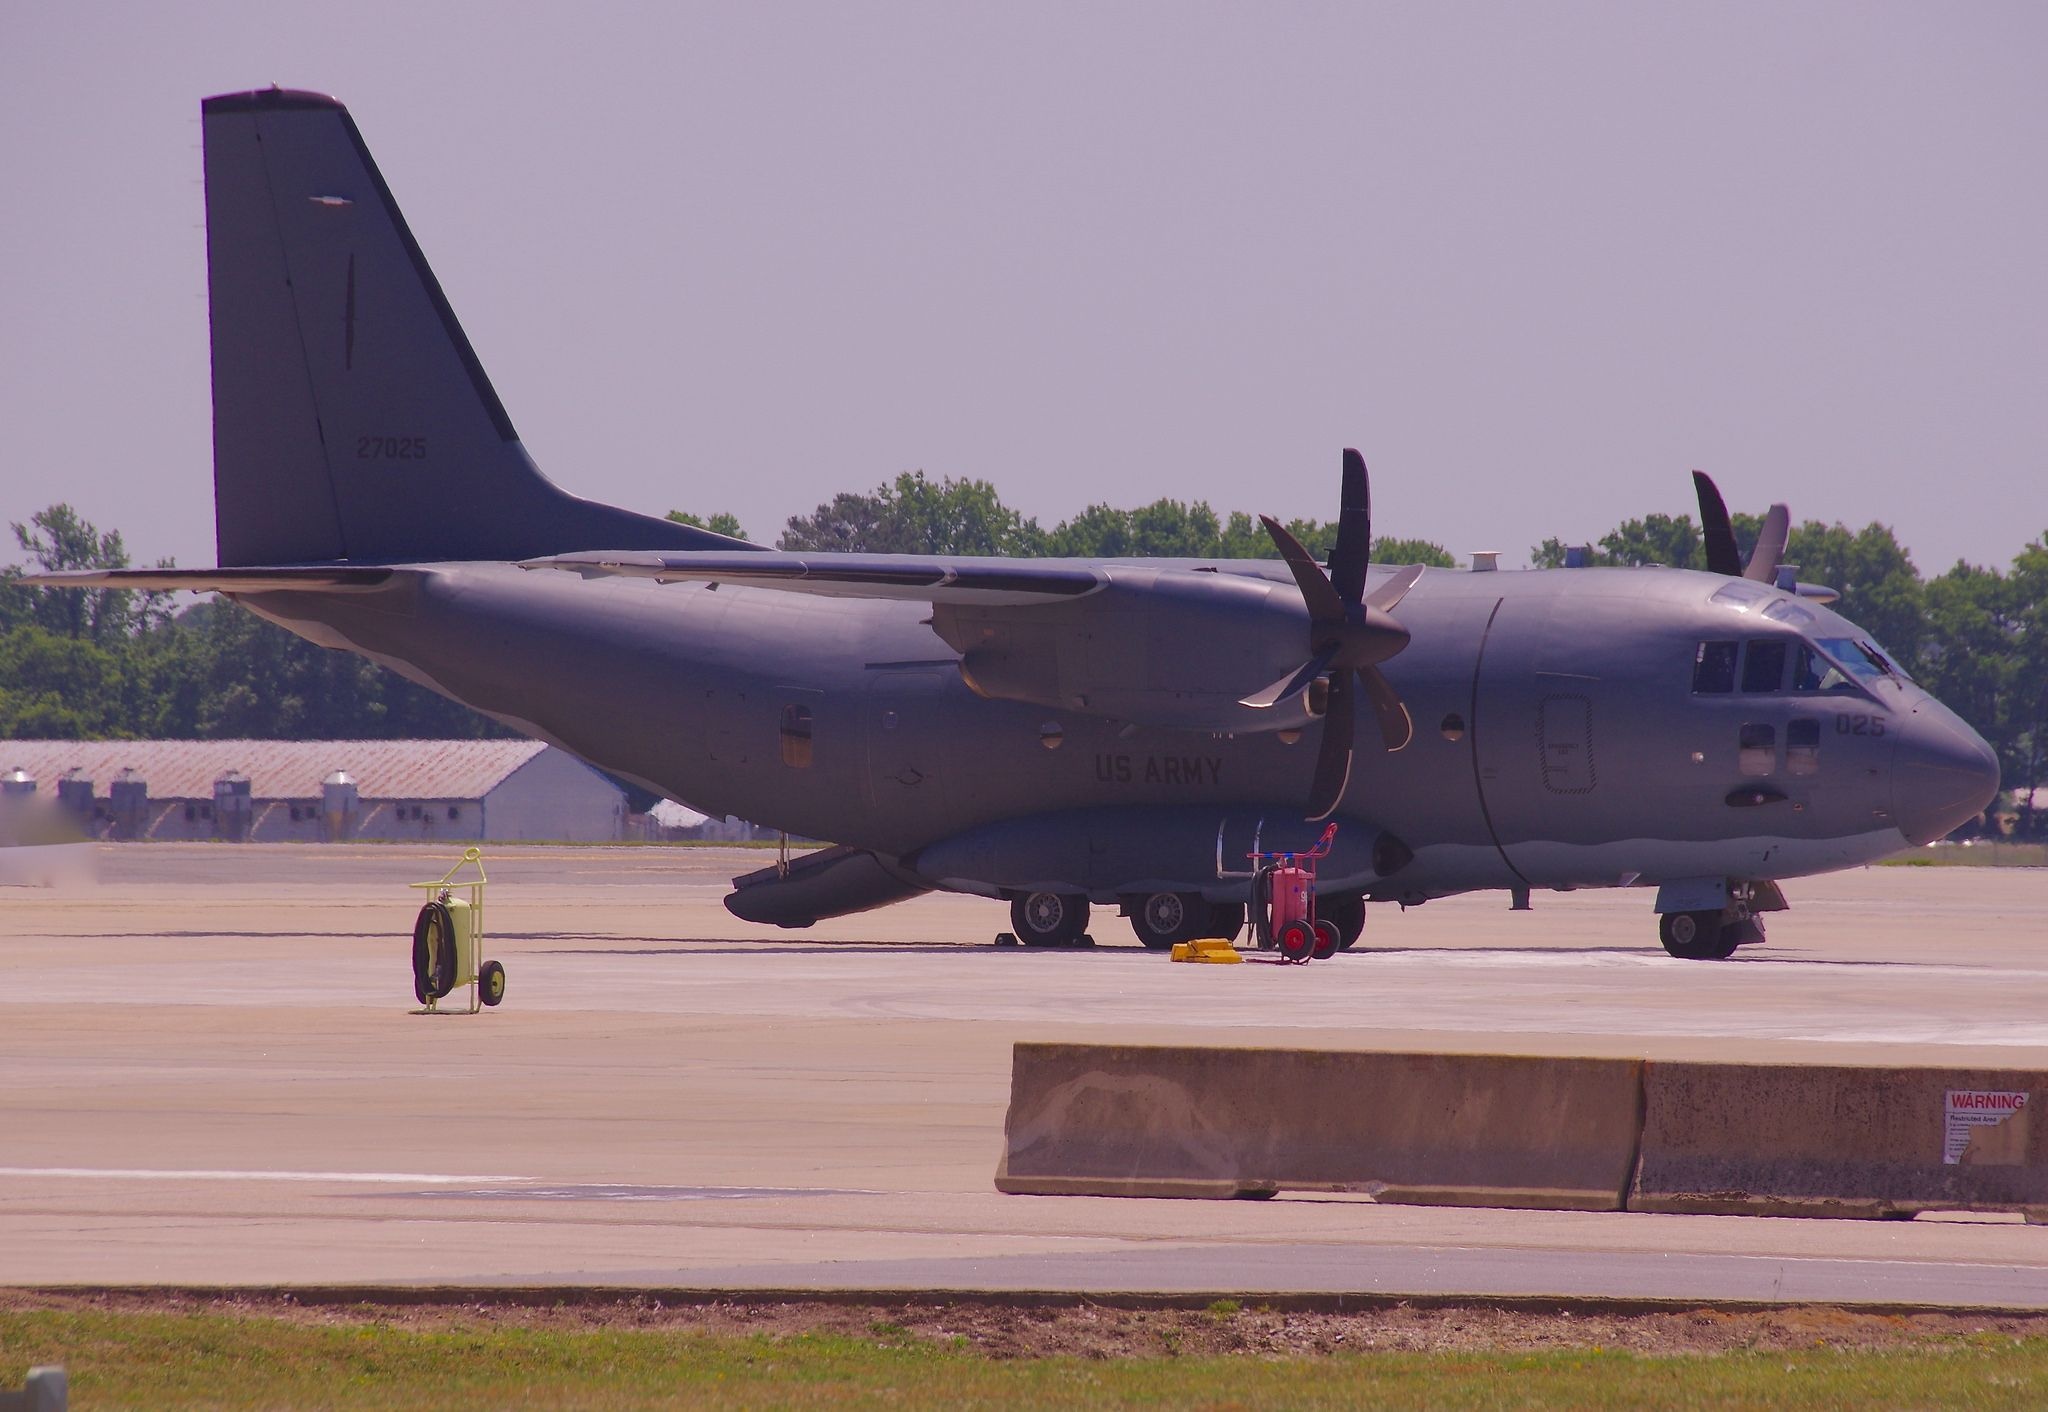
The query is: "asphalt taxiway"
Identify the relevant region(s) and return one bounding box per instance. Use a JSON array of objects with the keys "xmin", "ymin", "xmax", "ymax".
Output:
[{"xmin": 1, "ymin": 845, "xmax": 2043, "ymax": 1307}]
